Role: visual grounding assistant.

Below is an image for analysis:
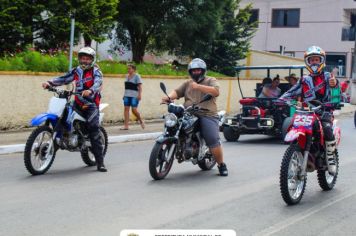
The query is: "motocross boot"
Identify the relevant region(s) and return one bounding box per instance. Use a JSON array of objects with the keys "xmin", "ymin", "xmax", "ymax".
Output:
[{"xmin": 325, "ymin": 140, "xmax": 337, "ymax": 175}]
